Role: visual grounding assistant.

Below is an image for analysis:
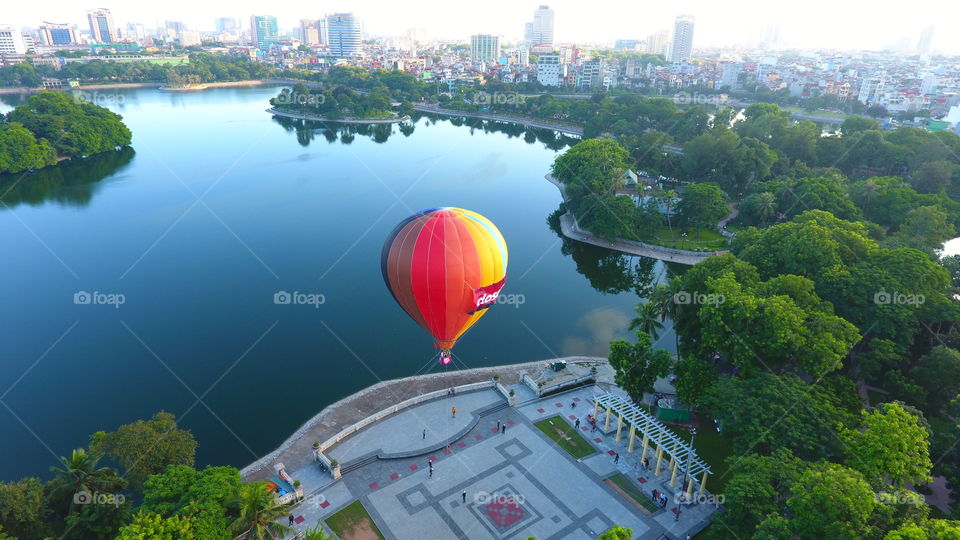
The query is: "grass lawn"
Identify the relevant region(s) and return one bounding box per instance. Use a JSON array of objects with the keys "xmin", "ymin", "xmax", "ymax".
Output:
[
  {"xmin": 534, "ymin": 415, "xmax": 597, "ymax": 459},
  {"xmin": 672, "ymin": 416, "xmax": 734, "ymax": 494},
  {"xmin": 325, "ymin": 500, "xmax": 385, "ymax": 540},
  {"xmin": 644, "ymin": 226, "xmax": 729, "ymax": 251},
  {"xmin": 605, "ymin": 473, "xmax": 661, "ymax": 513}
]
